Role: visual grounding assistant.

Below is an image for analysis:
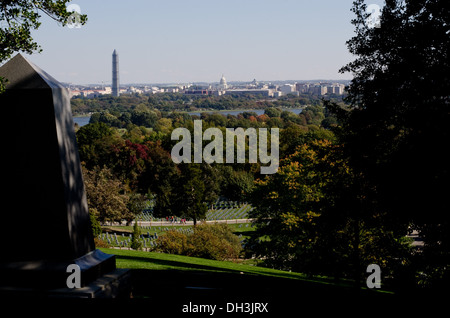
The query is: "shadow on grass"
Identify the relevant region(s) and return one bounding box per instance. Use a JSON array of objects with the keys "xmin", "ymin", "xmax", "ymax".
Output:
[
  {"xmin": 104, "ymin": 250, "xmax": 397, "ymax": 306},
  {"xmin": 114, "ymin": 251, "xmax": 361, "ymax": 290},
  {"xmin": 115, "ymin": 253, "xmax": 241, "ymax": 274}
]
